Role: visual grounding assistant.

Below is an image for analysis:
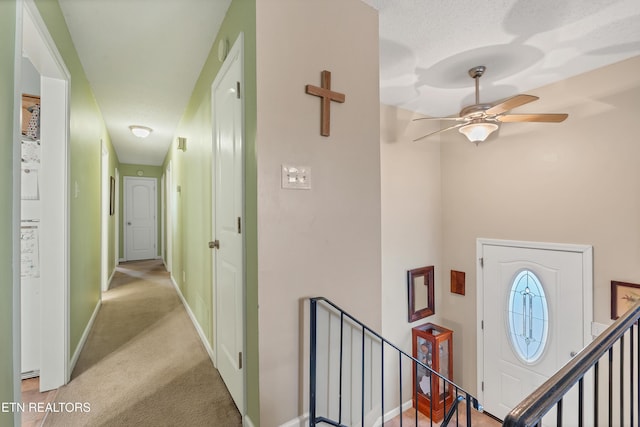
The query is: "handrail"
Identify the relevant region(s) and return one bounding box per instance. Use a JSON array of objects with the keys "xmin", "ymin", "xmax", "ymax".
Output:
[
  {"xmin": 503, "ymin": 299, "xmax": 640, "ymax": 426},
  {"xmin": 309, "ymin": 296, "xmax": 481, "ymax": 426}
]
